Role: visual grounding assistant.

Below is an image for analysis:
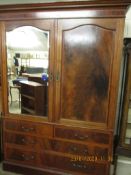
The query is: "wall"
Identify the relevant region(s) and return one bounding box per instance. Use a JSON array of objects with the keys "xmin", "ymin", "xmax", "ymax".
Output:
[
  {"xmin": 0, "ymin": 0, "xmax": 84, "ymax": 4},
  {"xmin": 124, "ymin": 5, "xmax": 131, "ymax": 37}
]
